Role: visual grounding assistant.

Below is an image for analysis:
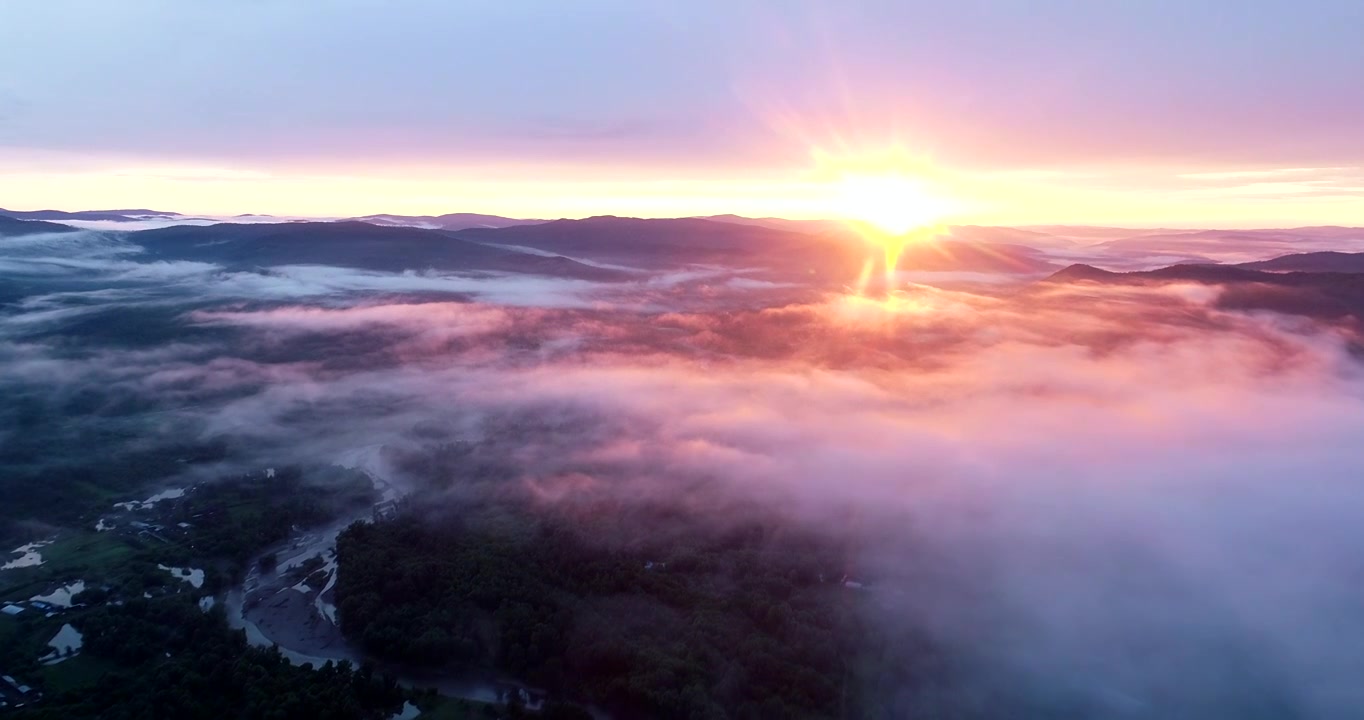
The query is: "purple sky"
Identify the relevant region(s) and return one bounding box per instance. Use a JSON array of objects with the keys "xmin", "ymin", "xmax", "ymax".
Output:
[{"xmin": 1, "ymin": 0, "xmax": 1361, "ymax": 223}]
